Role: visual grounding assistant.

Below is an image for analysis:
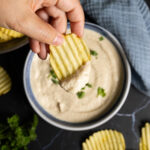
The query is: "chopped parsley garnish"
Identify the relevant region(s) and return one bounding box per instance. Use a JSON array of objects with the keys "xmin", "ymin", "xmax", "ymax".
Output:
[
  {"xmin": 48, "ymin": 69, "xmax": 59, "ymax": 84},
  {"xmin": 99, "ymin": 36, "xmax": 104, "ymax": 41},
  {"xmin": 81, "ymin": 83, "xmax": 92, "ymax": 91},
  {"xmin": 77, "ymin": 91, "xmax": 85, "ymax": 99},
  {"xmin": 50, "ymin": 70, "xmax": 57, "ymax": 79},
  {"xmin": 97, "ymin": 87, "xmax": 106, "ymax": 97},
  {"xmin": 90, "ymin": 50, "xmax": 98, "ymax": 56},
  {"xmin": 81, "ymin": 87, "xmax": 86, "ymax": 90},
  {"xmin": 51, "ymin": 78, "xmax": 59, "ymax": 84},
  {"xmin": 86, "ymin": 83, "xmax": 92, "ymax": 88}
]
